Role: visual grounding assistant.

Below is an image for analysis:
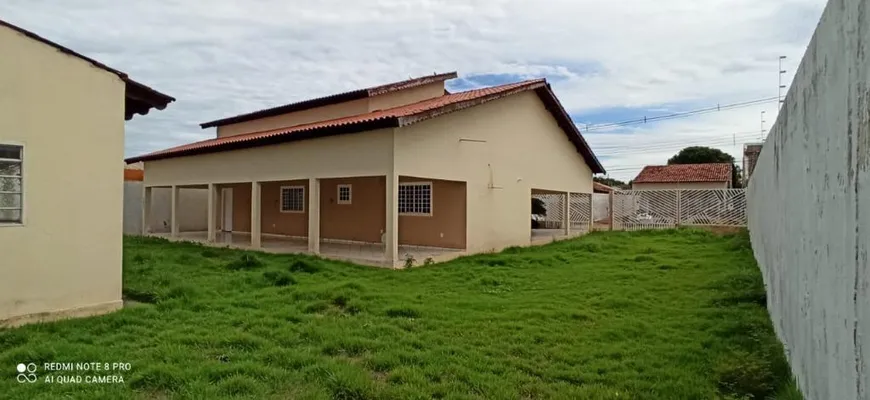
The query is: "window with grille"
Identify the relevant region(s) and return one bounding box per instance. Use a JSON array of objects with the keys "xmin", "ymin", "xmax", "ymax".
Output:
[
  {"xmin": 0, "ymin": 144, "xmax": 22, "ymax": 223},
  {"xmin": 280, "ymin": 186, "xmax": 305, "ymax": 212},
  {"xmin": 337, "ymin": 184, "xmax": 352, "ymax": 204},
  {"xmin": 398, "ymin": 182, "xmax": 432, "ymax": 215}
]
